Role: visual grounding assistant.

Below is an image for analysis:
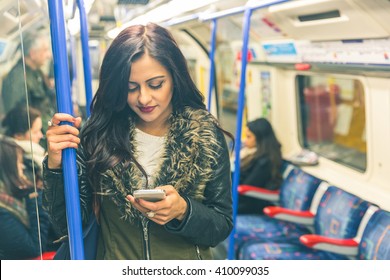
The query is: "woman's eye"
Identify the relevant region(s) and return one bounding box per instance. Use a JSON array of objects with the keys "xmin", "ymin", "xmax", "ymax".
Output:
[
  {"xmin": 149, "ymin": 81, "xmax": 164, "ymax": 90},
  {"xmin": 128, "ymin": 85, "xmax": 138, "ymax": 92}
]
